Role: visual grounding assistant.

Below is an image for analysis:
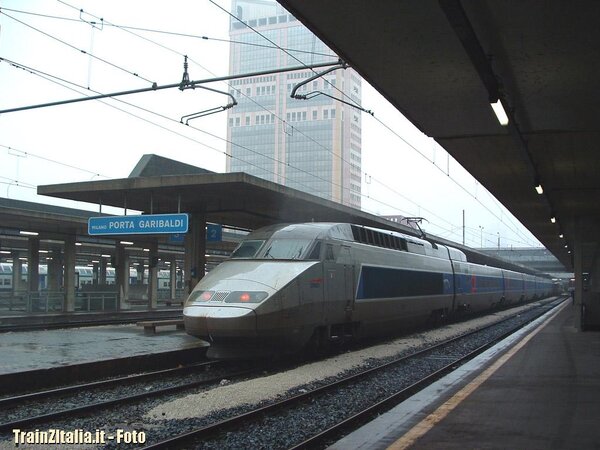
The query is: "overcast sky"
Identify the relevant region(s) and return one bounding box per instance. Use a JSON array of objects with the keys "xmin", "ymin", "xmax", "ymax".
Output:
[{"xmin": 0, "ymin": 0, "xmax": 543, "ymax": 249}]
